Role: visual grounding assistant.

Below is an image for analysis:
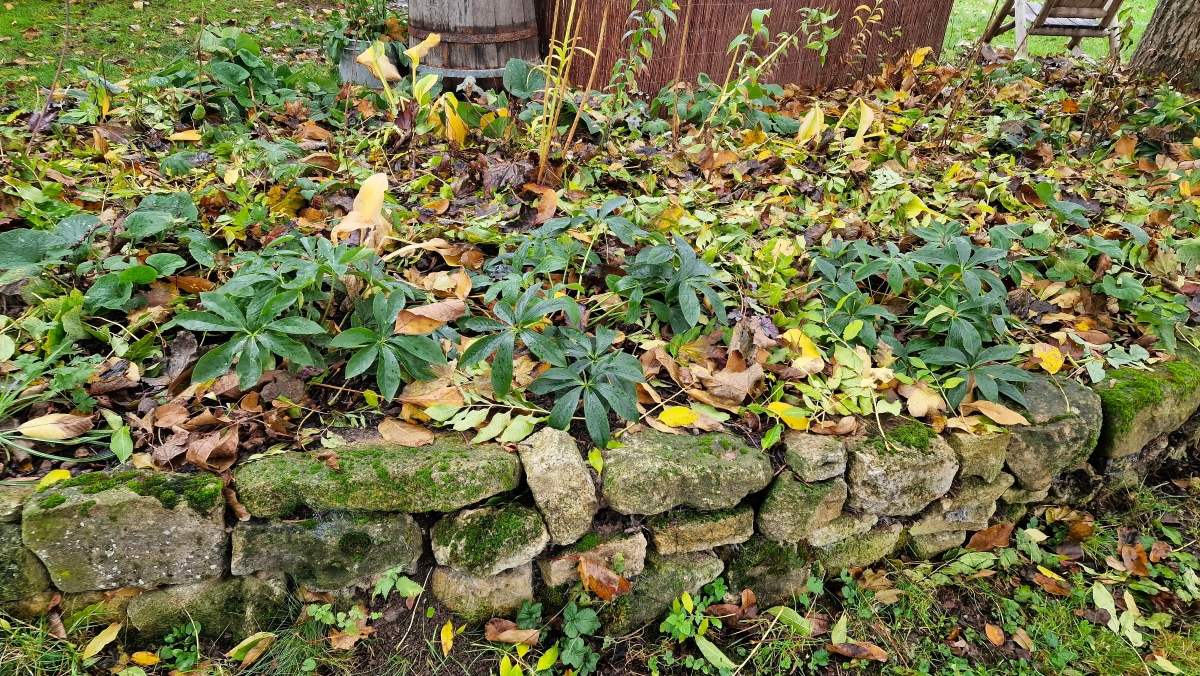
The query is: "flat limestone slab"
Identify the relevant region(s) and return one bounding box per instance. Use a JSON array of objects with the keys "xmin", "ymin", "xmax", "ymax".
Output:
[
  {"xmin": 432, "ymin": 563, "xmax": 533, "ymax": 622},
  {"xmin": 649, "ymin": 506, "xmax": 754, "ymax": 555},
  {"xmin": 233, "ymin": 439, "xmax": 522, "ymax": 517},
  {"xmin": 601, "ymin": 431, "xmax": 772, "ymax": 516},
  {"xmin": 231, "ymin": 512, "xmax": 423, "ymax": 591},
  {"xmin": 22, "ymin": 471, "xmax": 227, "ymax": 593}
]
